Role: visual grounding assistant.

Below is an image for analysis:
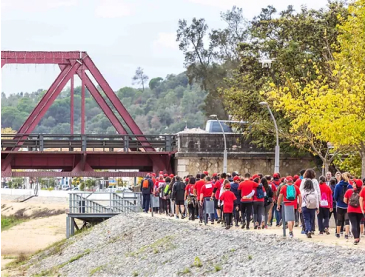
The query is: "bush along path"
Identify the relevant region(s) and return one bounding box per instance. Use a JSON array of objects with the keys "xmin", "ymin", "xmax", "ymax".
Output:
[{"xmin": 17, "ymin": 213, "xmax": 365, "ymax": 277}]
